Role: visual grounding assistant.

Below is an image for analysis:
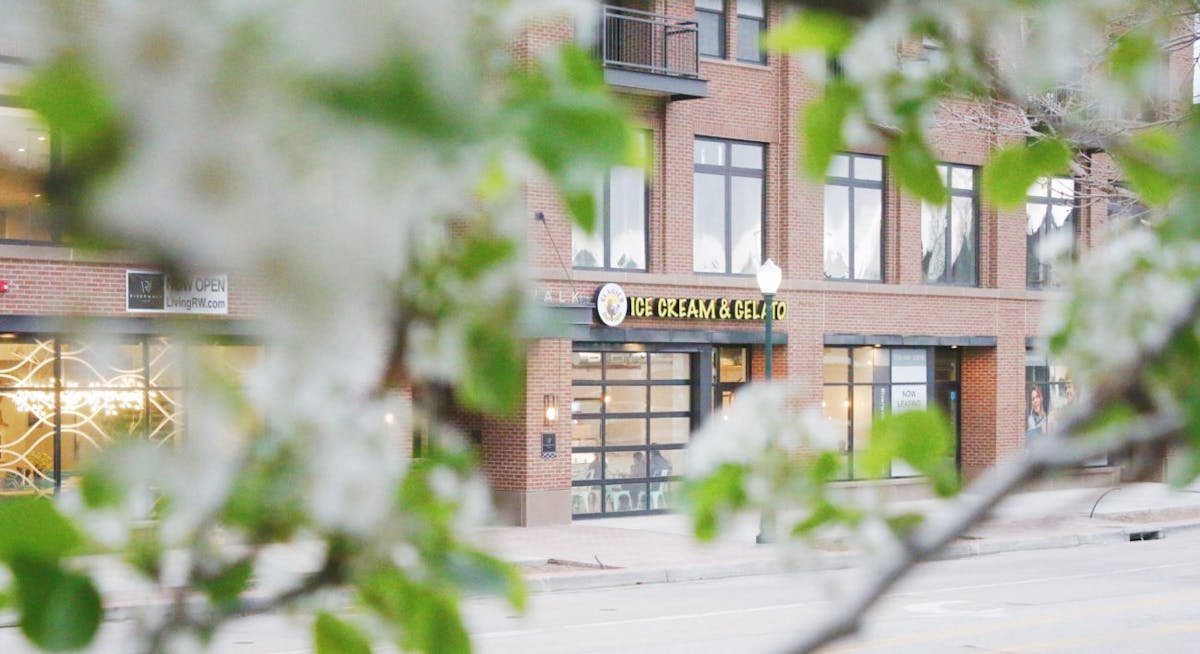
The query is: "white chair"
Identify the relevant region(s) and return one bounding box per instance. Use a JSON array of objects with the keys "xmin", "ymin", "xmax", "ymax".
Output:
[
  {"xmin": 641, "ymin": 468, "xmax": 671, "ymax": 509},
  {"xmin": 606, "ymin": 486, "xmax": 632, "ymax": 511}
]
